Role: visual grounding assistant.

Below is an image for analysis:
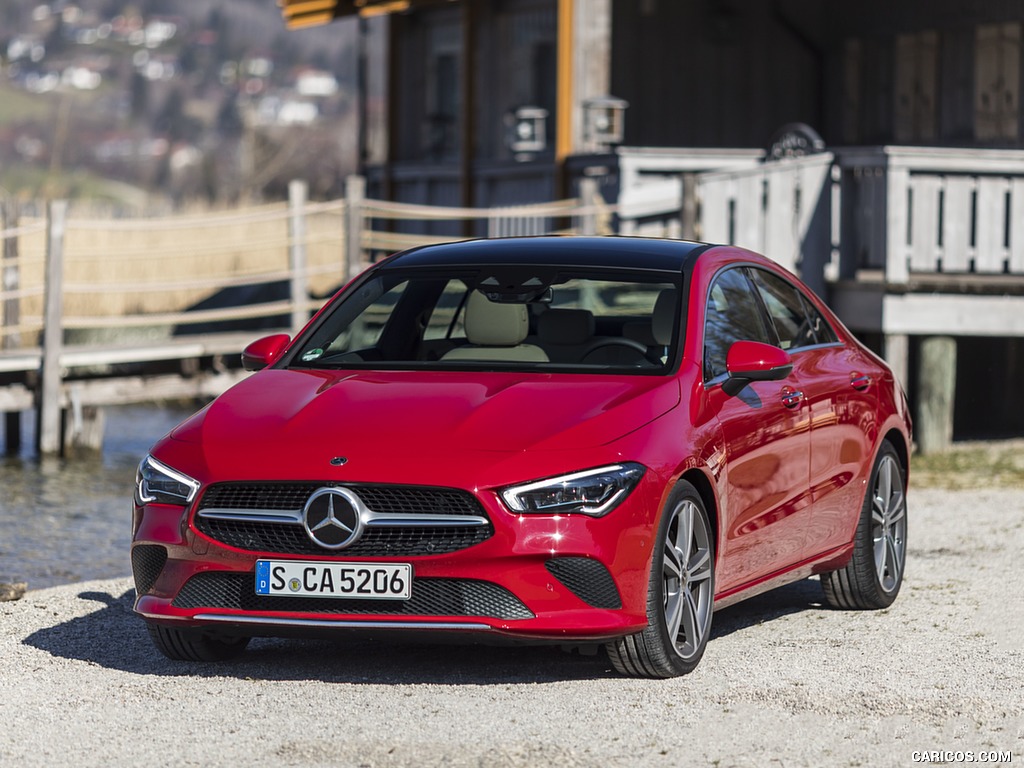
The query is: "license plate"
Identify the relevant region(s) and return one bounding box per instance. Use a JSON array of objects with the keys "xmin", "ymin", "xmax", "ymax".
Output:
[{"xmin": 255, "ymin": 560, "xmax": 412, "ymax": 600}]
